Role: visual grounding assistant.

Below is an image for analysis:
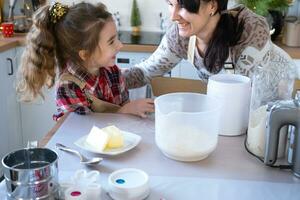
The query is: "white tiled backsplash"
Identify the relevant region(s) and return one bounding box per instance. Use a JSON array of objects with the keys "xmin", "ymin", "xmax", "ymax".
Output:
[
  {"xmin": 48, "ymin": 0, "xmax": 300, "ymax": 32},
  {"xmin": 53, "ymin": 0, "xmax": 242, "ymax": 32},
  {"xmin": 55, "ymin": 0, "xmax": 168, "ymax": 32}
]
